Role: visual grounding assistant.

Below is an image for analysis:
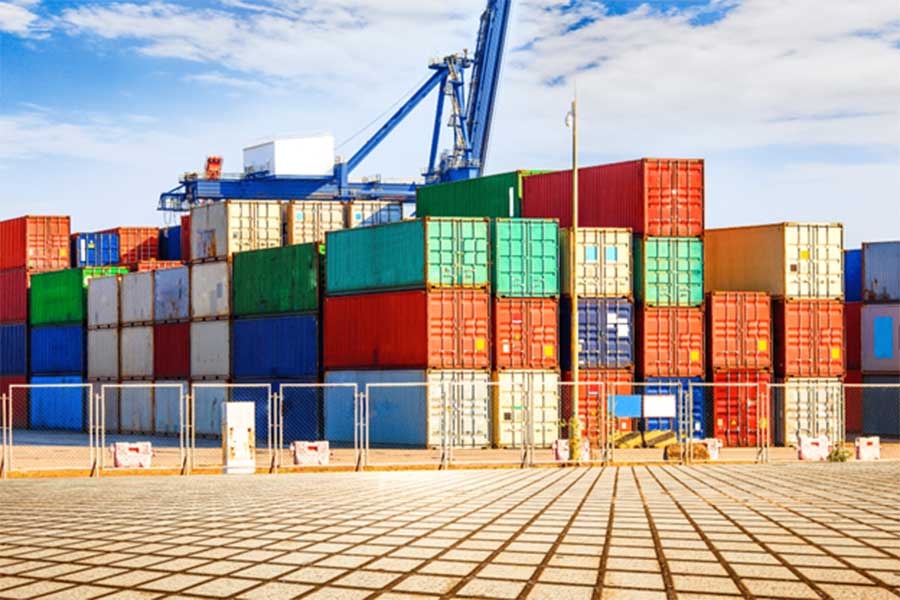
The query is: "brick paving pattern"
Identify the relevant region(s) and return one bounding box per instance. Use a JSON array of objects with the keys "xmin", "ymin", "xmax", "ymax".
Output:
[{"xmin": 0, "ymin": 464, "xmax": 898, "ymax": 599}]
